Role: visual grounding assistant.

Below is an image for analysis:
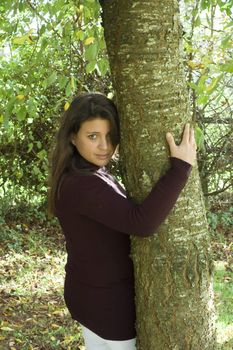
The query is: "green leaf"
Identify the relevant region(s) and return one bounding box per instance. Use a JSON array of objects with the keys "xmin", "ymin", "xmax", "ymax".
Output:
[
  {"xmin": 221, "ymin": 35, "xmax": 232, "ymax": 49},
  {"xmin": 86, "ymin": 61, "xmax": 96, "ymax": 74},
  {"xmin": 33, "ymin": 165, "xmax": 41, "ymax": 176},
  {"xmin": 220, "ymin": 61, "xmax": 233, "ymax": 73},
  {"xmin": 187, "ymin": 81, "xmax": 198, "ymax": 91},
  {"xmin": 16, "ymin": 106, "xmax": 27, "ymax": 121},
  {"xmin": 194, "ymin": 16, "xmax": 201, "ymax": 27},
  {"xmin": 65, "ymin": 82, "xmax": 72, "ymax": 97},
  {"xmin": 70, "ymin": 76, "xmax": 76, "ymax": 90},
  {"xmin": 28, "ymin": 143, "xmax": 34, "ymax": 152},
  {"xmin": 75, "ymin": 30, "xmax": 85, "ymax": 41},
  {"xmin": 44, "ymin": 72, "xmax": 57, "ymax": 88},
  {"xmin": 58, "ymin": 76, "xmax": 69, "ymax": 89},
  {"xmin": 195, "ymin": 126, "xmax": 205, "ymax": 150},
  {"xmin": 37, "ymin": 150, "xmax": 47, "ymax": 160},
  {"xmin": 27, "ymin": 98, "xmax": 37, "ymax": 117},
  {"xmin": 5, "ymin": 97, "xmax": 16, "ymax": 124},
  {"xmin": 206, "ymin": 75, "xmax": 223, "ymax": 94},
  {"xmin": 197, "ymin": 75, "xmax": 208, "ymax": 94},
  {"xmin": 85, "ymin": 43, "xmax": 98, "ymax": 61},
  {"xmin": 96, "ymin": 58, "xmax": 109, "ymax": 76},
  {"xmin": 197, "ymin": 94, "xmax": 209, "ymax": 105}
]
